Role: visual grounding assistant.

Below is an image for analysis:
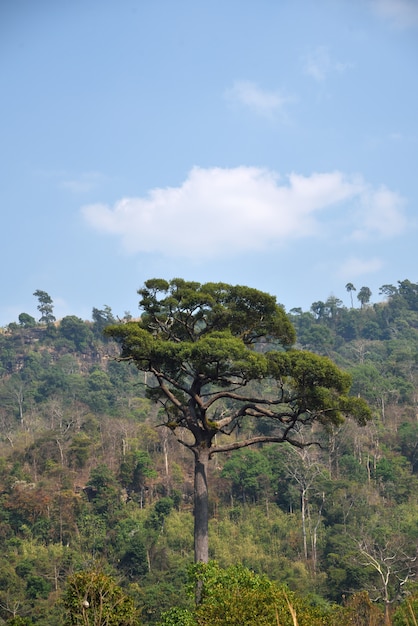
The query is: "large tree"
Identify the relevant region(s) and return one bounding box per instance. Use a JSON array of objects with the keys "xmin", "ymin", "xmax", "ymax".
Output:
[{"xmin": 106, "ymin": 279, "xmax": 370, "ymax": 564}]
